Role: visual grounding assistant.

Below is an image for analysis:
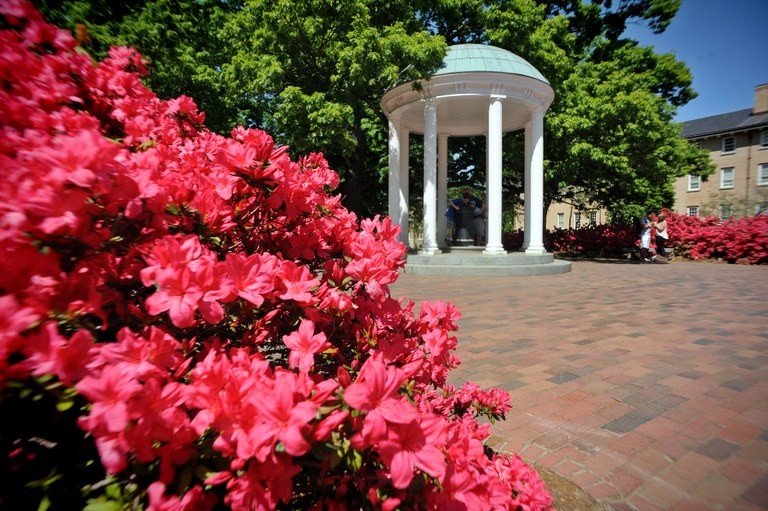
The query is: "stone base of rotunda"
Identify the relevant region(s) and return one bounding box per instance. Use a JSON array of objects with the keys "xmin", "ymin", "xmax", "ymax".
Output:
[{"xmin": 404, "ymin": 247, "xmax": 571, "ymax": 276}]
